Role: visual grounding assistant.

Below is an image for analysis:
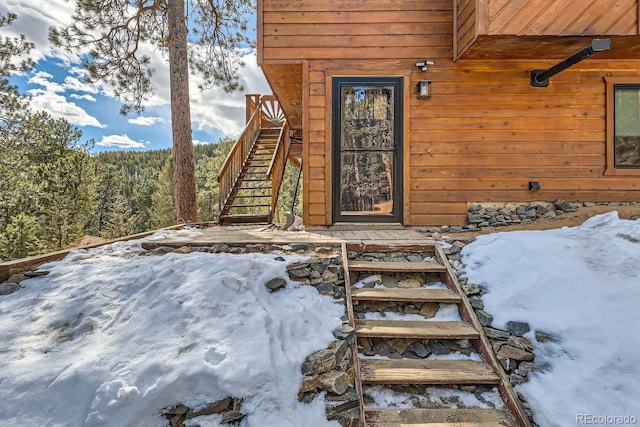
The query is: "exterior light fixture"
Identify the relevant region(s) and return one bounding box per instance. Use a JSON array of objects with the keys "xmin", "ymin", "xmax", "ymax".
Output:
[
  {"xmin": 417, "ymin": 80, "xmax": 432, "ymax": 98},
  {"xmin": 528, "ymin": 181, "xmax": 541, "ymax": 191},
  {"xmin": 531, "ymin": 39, "xmax": 611, "ymax": 87},
  {"xmin": 415, "ymin": 59, "xmax": 435, "ymax": 72}
]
